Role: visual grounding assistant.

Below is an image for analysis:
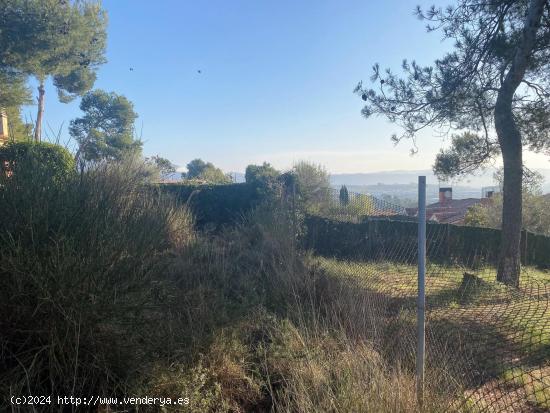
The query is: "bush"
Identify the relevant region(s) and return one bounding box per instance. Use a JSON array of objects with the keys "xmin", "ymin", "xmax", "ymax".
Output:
[
  {"xmin": 0, "ymin": 157, "xmax": 194, "ymax": 399},
  {"xmin": 0, "ymin": 141, "xmax": 75, "ymax": 187}
]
